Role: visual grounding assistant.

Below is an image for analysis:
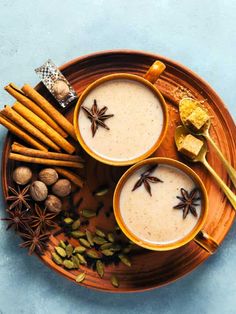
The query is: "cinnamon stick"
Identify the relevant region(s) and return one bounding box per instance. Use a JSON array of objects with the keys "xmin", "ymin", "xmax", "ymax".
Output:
[
  {"xmin": 54, "ymin": 167, "xmax": 84, "ymax": 188},
  {"xmin": 22, "ymin": 84, "xmax": 77, "ymax": 139},
  {"xmin": 2, "ymin": 106, "xmax": 61, "ymax": 152},
  {"xmin": 9, "ymin": 153, "xmax": 83, "ymax": 168},
  {"xmin": 11, "ymin": 143, "xmax": 84, "ymax": 163},
  {"xmin": 0, "ymin": 114, "xmax": 48, "ymax": 151},
  {"xmin": 12, "ymin": 102, "xmax": 75, "ymax": 154},
  {"xmin": 4, "ymin": 83, "xmax": 67, "ymax": 138}
]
